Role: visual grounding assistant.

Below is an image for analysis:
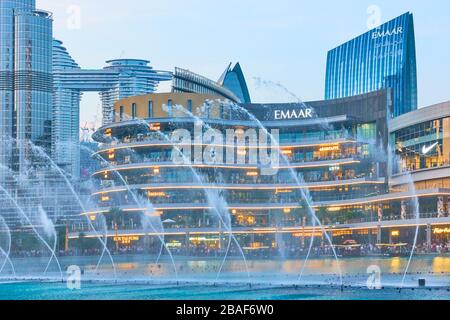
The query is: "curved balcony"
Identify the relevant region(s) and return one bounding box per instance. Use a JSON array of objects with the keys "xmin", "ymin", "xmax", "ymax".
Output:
[
  {"xmin": 92, "ymin": 177, "xmax": 386, "ymax": 196},
  {"xmin": 93, "ymin": 157, "xmax": 363, "ymax": 177},
  {"xmin": 84, "ymin": 188, "xmax": 449, "ymax": 217},
  {"xmin": 70, "ymin": 213, "xmax": 450, "ymax": 239},
  {"xmin": 95, "ymin": 136, "xmax": 359, "ymax": 155}
]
